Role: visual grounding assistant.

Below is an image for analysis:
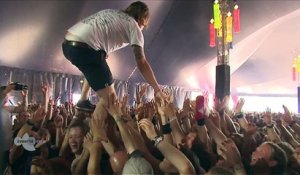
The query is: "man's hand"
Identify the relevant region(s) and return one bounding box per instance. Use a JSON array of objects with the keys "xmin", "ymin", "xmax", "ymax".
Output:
[
  {"xmin": 31, "ymin": 106, "xmax": 46, "ymax": 122},
  {"xmin": 234, "ymin": 98, "xmax": 245, "ymax": 114},
  {"xmin": 105, "ymin": 93, "xmax": 123, "ymax": 118},
  {"xmin": 263, "ymin": 107, "xmax": 272, "ymax": 125},
  {"xmin": 219, "ymin": 139, "xmax": 242, "ymax": 168},
  {"xmin": 54, "ymin": 115, "xmax": 64, "ymax": 128},
  {"xmin": 90, "ymin": 115, "xmax": 108, "ymax": 142},
  {"xmin": 282, "ymin": 105, "xmax": 293, "ymax": 125},
  {"xmin": 138, "ymin": 118, "xmax": 157, "ymax": 140}
]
